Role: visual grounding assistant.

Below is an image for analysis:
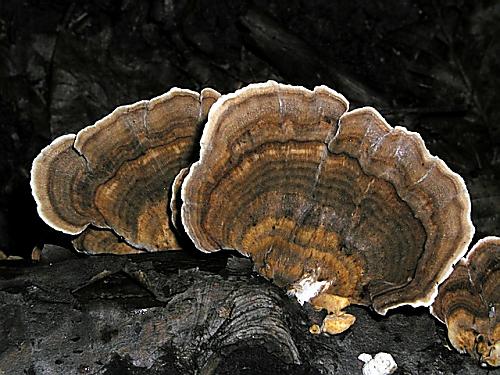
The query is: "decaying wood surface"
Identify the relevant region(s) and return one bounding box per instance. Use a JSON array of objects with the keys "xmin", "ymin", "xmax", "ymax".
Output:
[{"xmin": 0, "ymin": 248, "xmax": 491, "ymax": 374}]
